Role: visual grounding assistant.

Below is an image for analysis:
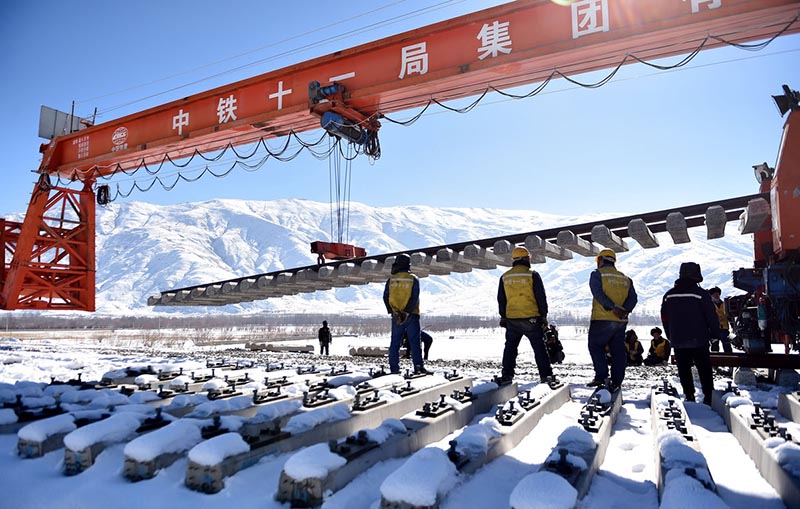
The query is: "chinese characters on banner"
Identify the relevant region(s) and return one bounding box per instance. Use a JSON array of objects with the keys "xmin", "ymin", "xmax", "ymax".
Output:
[
  {"xmin": 73, "ymin": 136, "xmax": 90, "ymax": 159},
  {"xmin": 148, "ymin": 0, "xmax": 724, "ymax": 146}
]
